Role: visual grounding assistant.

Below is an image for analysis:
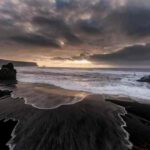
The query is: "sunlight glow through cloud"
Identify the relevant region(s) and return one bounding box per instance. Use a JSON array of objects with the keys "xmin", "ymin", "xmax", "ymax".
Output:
[
  {"xmin": 0, "ymin": 0, "xmax": 150, "ymax": 67},
  {"xmin": 36, "ymin": 59, "xmax": 113, "ymax": 68}
]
